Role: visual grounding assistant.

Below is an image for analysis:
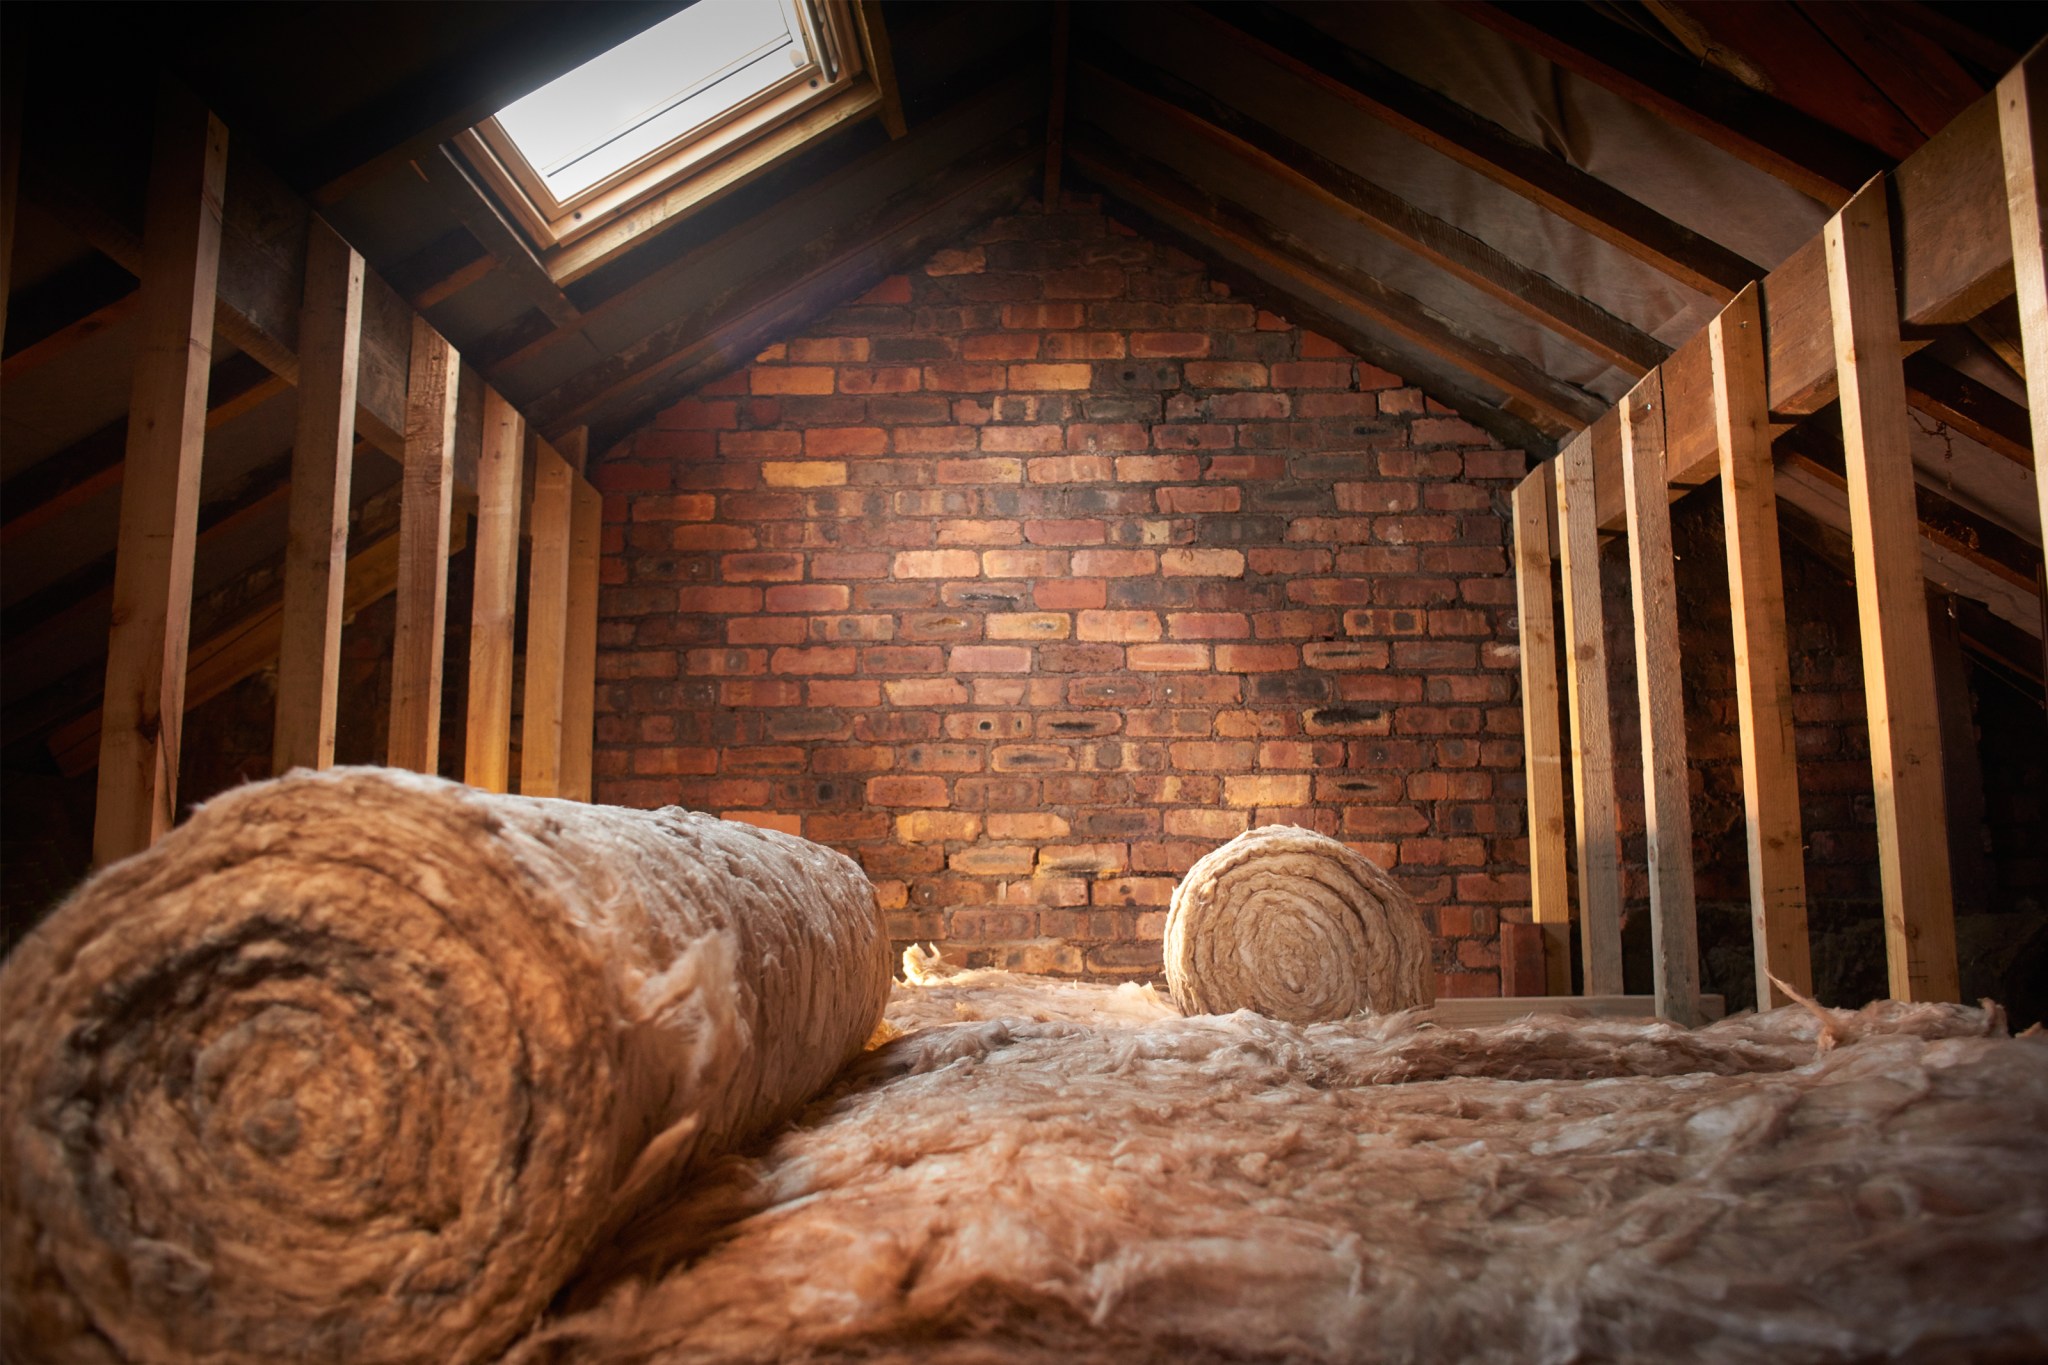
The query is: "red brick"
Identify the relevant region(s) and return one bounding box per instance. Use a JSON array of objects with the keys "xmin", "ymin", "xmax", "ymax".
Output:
[
  {"xmin": 894, "ymin": 549, "xmax": 981, "ymax": 579},
  {"xmin": 1003, "ymin": 302, "xmax": 1084, "ymax": 329},
  {"xmin": 949, "ymin": 645, "xmax": 1033, "ymax": 672},
  {"xmin": 1270, "ymin": 361, "xmax": 1354, "ymax": 388},
  {"xmin": 684, "ymin": 647, "xmax": 767, "ymax": 676},
  {"xmin": 729, "ymin": 617, "xmax": 807, "ymax": 645},
  {"xmin": 1216, "ymin": 644, "xmax": 1299, "ymax": 671},
  {"xmin": 1067, "ymin": 423, "xmax": 1151, "ymax": 452},
  {"xmin": 789, "ymin": 337, "xmax": 869, "ymax": 362},
  {"xmin": 1160, "ymin": 548, "xmax": 1244, "ymax": 577},
  {"xmin": 893, "ymin": 426, "xmax": 979, "ymax": 453},
  {"xmin": 1156, "ymin": 486, "xmax": 1240, "ymax": 514},
  {"xmin": 1042, "ymin": 331, "xmax": 1126, "ymax": 359},
  {"xmin": 937, "ymin": 519, "xmax": 1022, "ymax": 547},
  {"xmin": 763, "ymin": 583, "xmax": 850, "ymax": 612},
  {"xmin": 926, "ymin": 247, "xmax": 986, "ymax": 276},
  {"xmin": 1213, "ymin": 393, "xmax": 1289, "ymax": 419},
  {"xmin": 670, "ymin": 524, "xmax": 757, "ymax": 551},
  {"xmin": 1036, "ymin": 578, "xmax": 1108, "ymax": 609},
  {"xmin": 720, "ymin": 430, "xmax": 803, "ymax": 457},
  {"xmin": 1071, "ymin": 549, "xmax": 1155, "ymax": 577},
  {"xmin": 1077, "ymin": 610, "xmax": 1161, "ymax": 642},
  {"xmin": 633, "ymin": 493, "xmax": 716, "ymax": 521},
  {"xmin": 1130, "ymin": 331, "xmax": 1210, "ymax": 358},
  {"xmin": 983, "ymin": 549, "xmax": 1068, "ymax": 577},
  {"xmin": 962, "ymin": 332, "xmax": 1041, "ymax": 360},
  {"xmin": 1184, "ymin": 360, "xmax": 1266, "ymax": 387},
  {"xmin": 1023, "ymin": 519, "xmax": 1108, "ymax": 545},
  {"xmin": 803, "ymin": 427, "xmax": 886, "ymax": 457},
  {"xmin": 1299, "ymin": 330, "xmax": 1353, "ymax": 359},
  {"xmin": 857, "ymin": 274, "xmax": 912, "ymax": 304},
  {"xmin": 655, "ymin": 398, "xmax": 739, "ymax": 429},
  {"xmin": 936, "ymin": 456, "xmax": 1024, "ymax": 484},
  {"xmin": 677, "ymin": 586, "xmax": 763, "ymax": 612},
  {"xmin": 867, "ymin": 775, "xmax": 950, "ymax": 807},
  {"xmin": 751, "ymin": 366, "xmax": 835, "ymax": 395},
  {"xmin": 1152, "ymin": 424, "xmax": 1236, "ymax": 450},
  {"xmin": 809, "ymin": 679, "xmax": 882, "ymax": 707},
  {"xmin": 1008, "ymin": 363, "xmax": 1092, "ymax": 390},
  {"xmin": 924, "ymin": 363, "xmax": 1007, "ymax": 391},
  {"xmin": 1412, "ymin": 416, "xmax": 1492, "ymax": 445},
  {"xmin": 981, "ymin": 425, "xmax": 1065, "ymax": 453},
  {"xmin": 1127, "ymin": 643, "xmax": 1210, "ymax": 670},
  {"xmin": 1166, "ymin": 611, "xmax": 1249, "ymax": 640}
]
